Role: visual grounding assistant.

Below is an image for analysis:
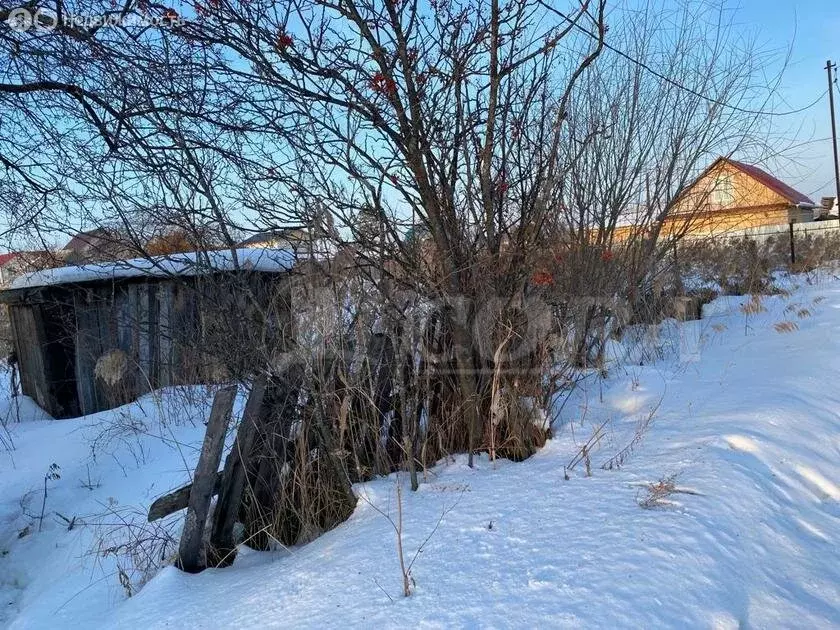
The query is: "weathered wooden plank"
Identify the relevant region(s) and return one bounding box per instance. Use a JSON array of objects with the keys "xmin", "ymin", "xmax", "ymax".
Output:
[
  {"xmin": 97, "ymin": 286, "xmax": 115, "ymax": 349},
  {"xmin": 74, "ymin": 288, "xmax": 110, "ymax": 415},
  {"xmin": 8, "ymin": 305, "xmax": 53, "ymax": 414},
  {"xmin": 147, "ymin": 283, "xmax": 160, "ymax": 388},
  {"xmin": 137, "ymin": 284, "xmax": 151, "ymax": 391},
  {"xmin": 74, "ymin": 291, "xmax": 98, "ymax": 416},
  {"xmin": 8, "ymin": 307, "xmax": 33, "ymax": 399},
  {"xmin": 177, "ymin": 385, "xmax": 237, "ymax": 573},
  {"xmin": 93, "ymin": 288, "xmax": 111, "ymax": 411},
  {"xmin": 113, "ymin": 286, "xmax": 137, "ymax": 402},
  {"xmin": 157, "ymin": 283, "xmax": 173, "ymax": 388},
  {"xmin": 207, "ymin": 378, "xmax": 267, "ymax": 567},
  {"xmin": 147, "ymin": 472, "xmax": 224, "ymax": 522},
  {"xmin": 33, "ymin": 304, "xmax": 61, "ymax": 415},
  {"xmin": 129, "ymin": 283, "xmax": 145, "ymax": 393},
  {"xmin": 116, "ymin": 286, "xmax": 132, "ymax": 352},
  {"xmin": 170, "ymin": 282, "xmax": 187, "ymax": 384}
]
